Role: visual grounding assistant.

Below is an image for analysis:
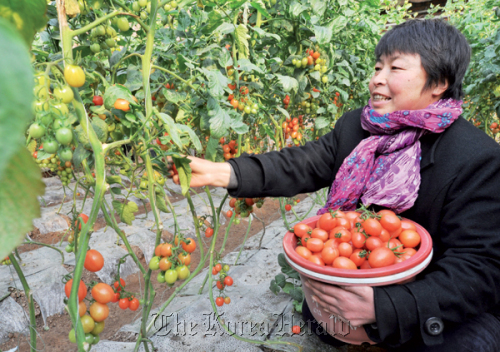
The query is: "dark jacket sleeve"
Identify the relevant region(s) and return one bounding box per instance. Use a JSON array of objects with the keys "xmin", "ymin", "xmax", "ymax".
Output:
[
  {"xmin": 226, "ymin": 113, "xmax": 346, "ymax": 198},
  {"xmin": 366, "ymin": 131, "xmax": 500, "ymax": 348}
]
